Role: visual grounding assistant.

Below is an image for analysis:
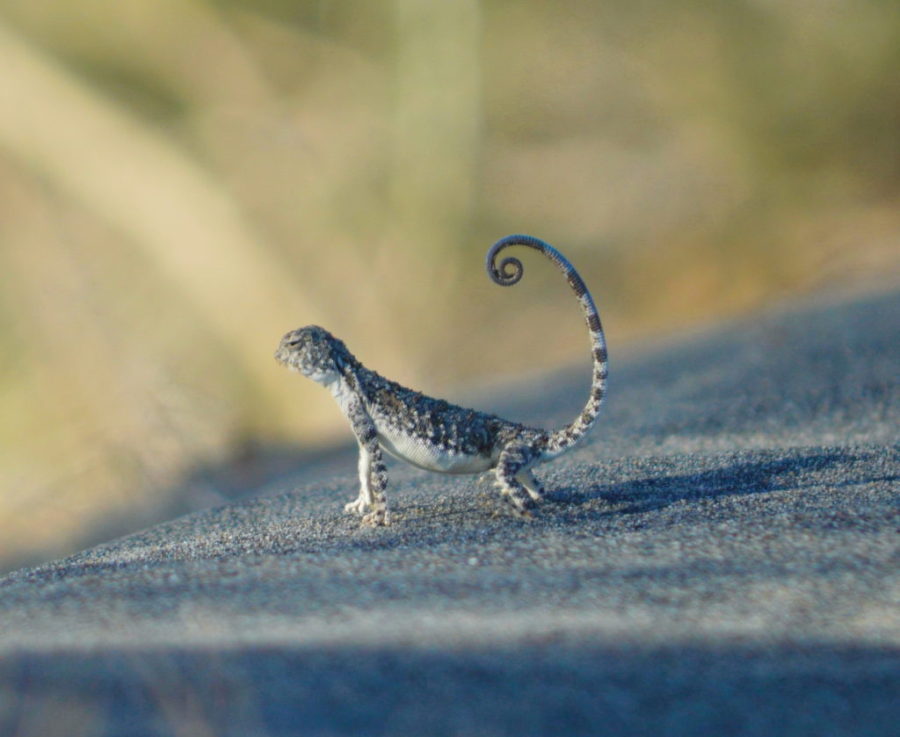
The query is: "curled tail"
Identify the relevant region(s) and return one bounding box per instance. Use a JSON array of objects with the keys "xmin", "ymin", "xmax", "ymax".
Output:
[{"xmin": 486, "ymin": 234, "xmax": 608, "ymax": 455}]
